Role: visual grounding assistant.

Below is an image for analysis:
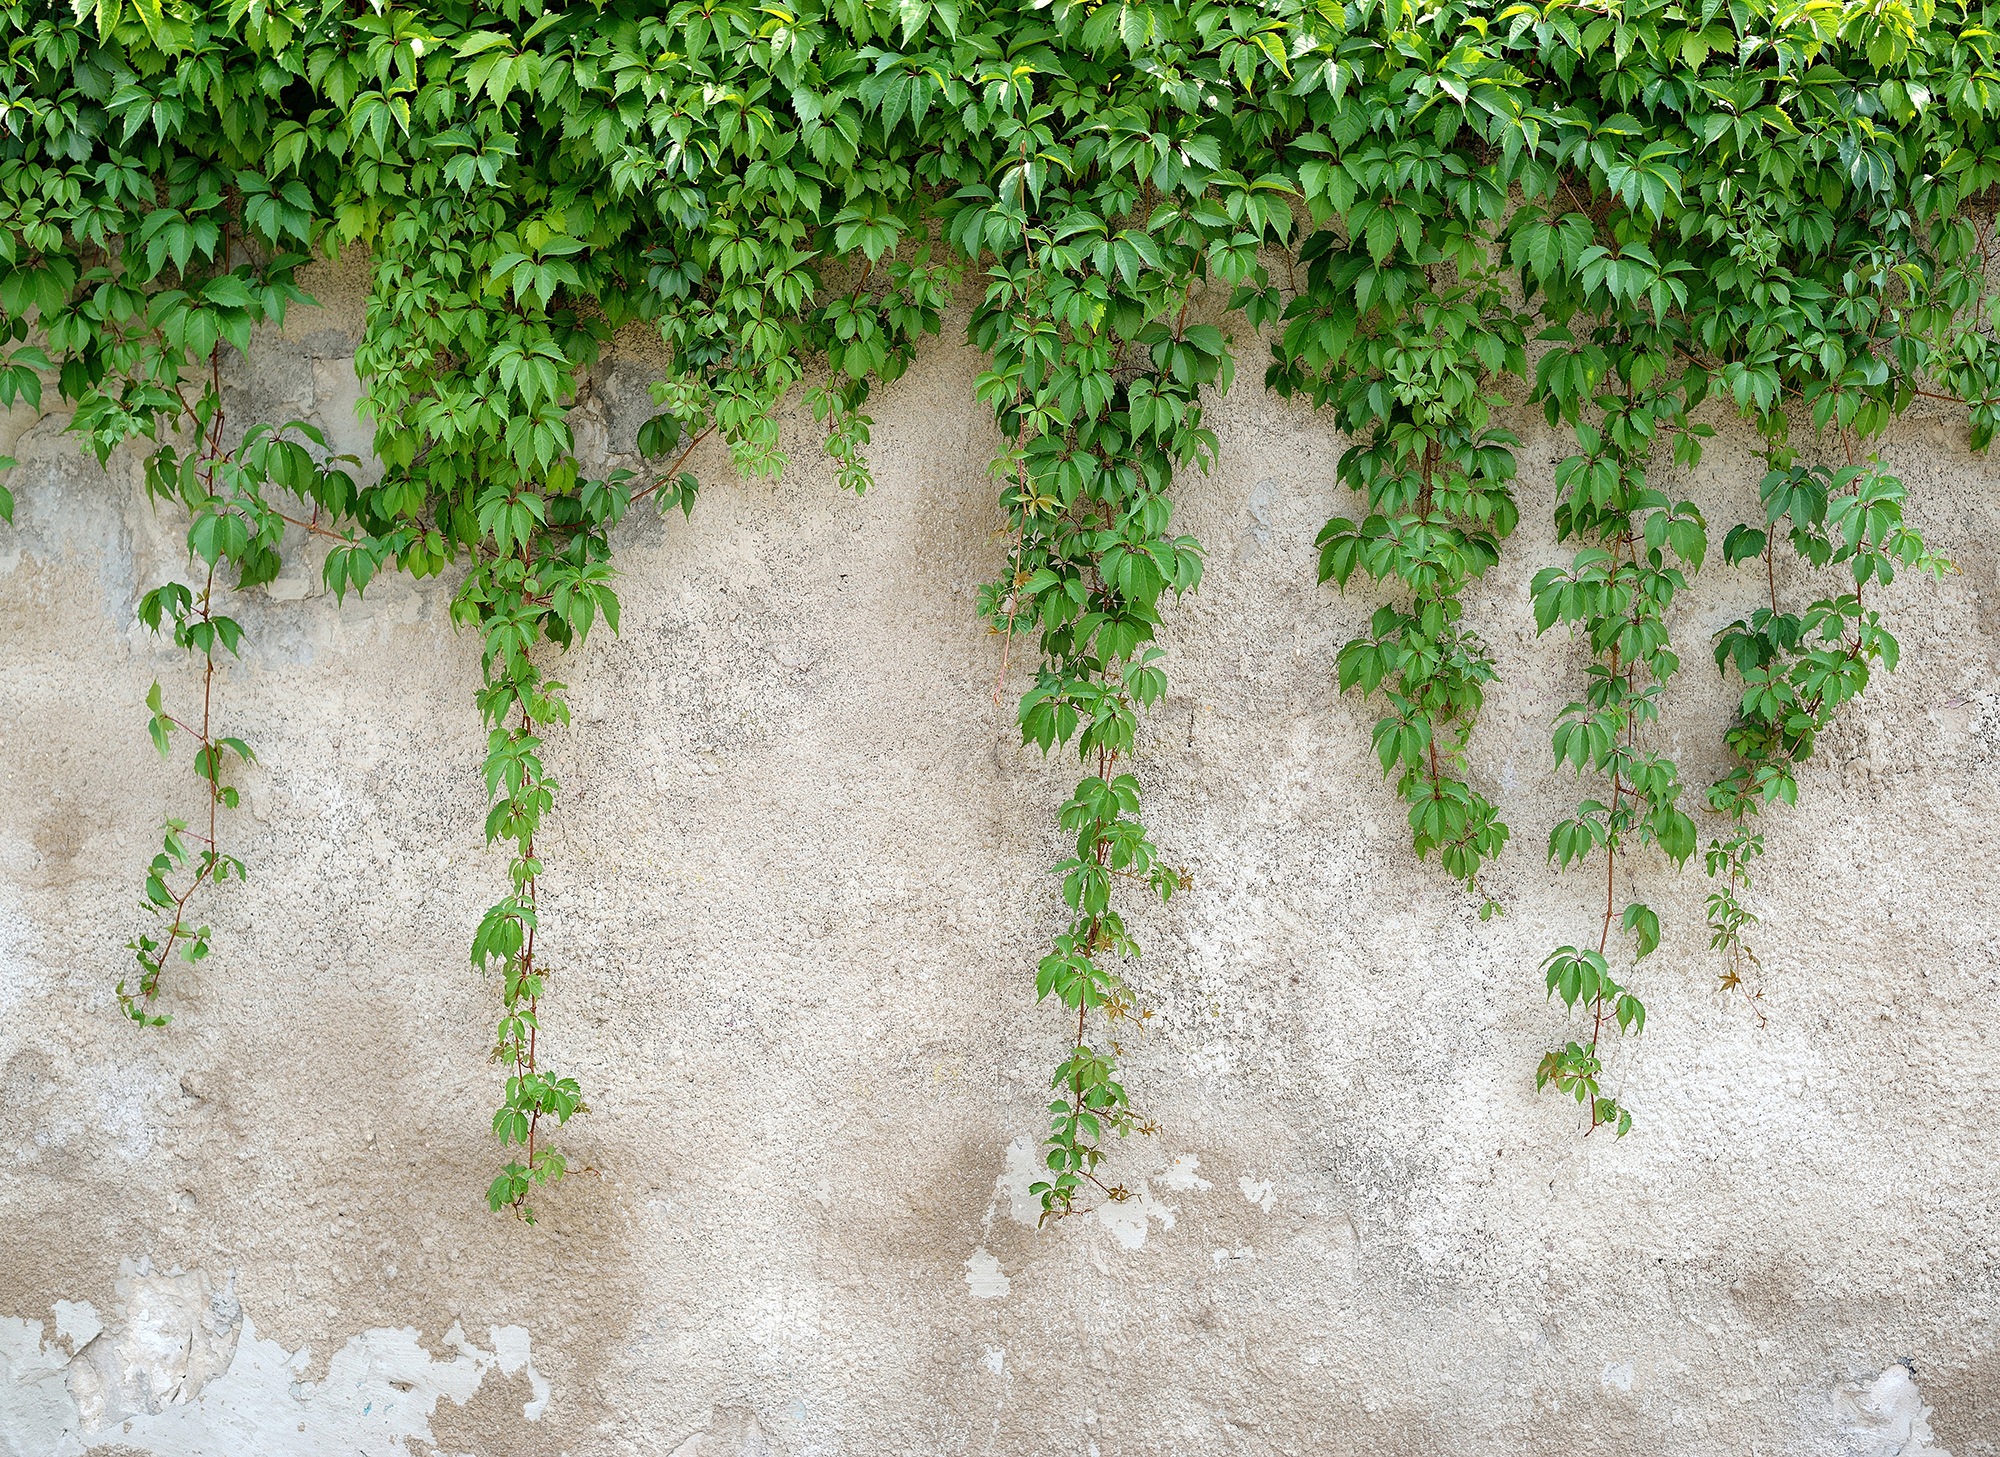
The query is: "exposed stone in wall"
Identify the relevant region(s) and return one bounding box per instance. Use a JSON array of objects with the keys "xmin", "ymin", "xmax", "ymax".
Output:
[{"xmin": 2, "ymin": 269, "xmax": 1997, "ymax": 1453}]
